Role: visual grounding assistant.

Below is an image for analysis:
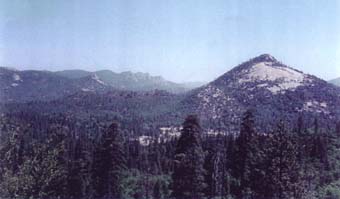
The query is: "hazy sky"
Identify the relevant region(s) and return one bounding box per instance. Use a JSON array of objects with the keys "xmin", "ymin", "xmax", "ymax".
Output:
[{"xmin": 0, "ymin": 0, "xmax": 340, "ymax": 82}]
